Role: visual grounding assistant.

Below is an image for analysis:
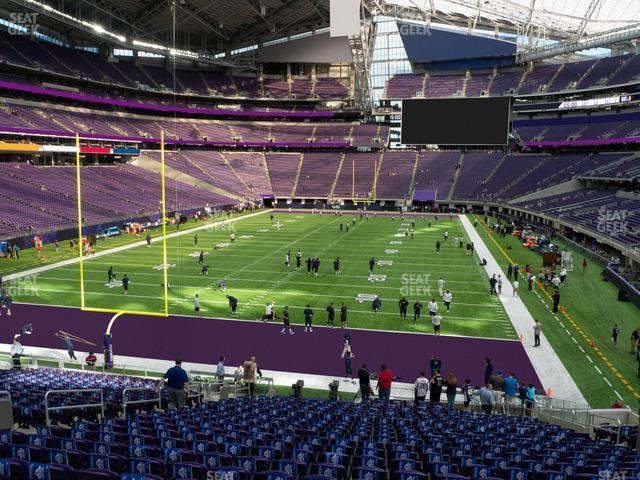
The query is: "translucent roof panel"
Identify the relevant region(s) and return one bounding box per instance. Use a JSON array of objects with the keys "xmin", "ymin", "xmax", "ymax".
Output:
[{"xmin": 387, "ymin": 0, "xmax": 640, "ymax": 36}]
